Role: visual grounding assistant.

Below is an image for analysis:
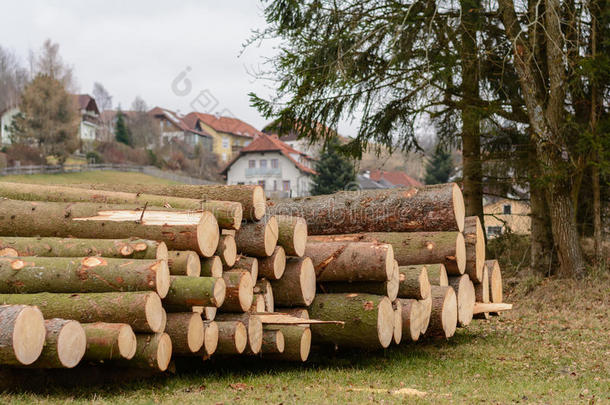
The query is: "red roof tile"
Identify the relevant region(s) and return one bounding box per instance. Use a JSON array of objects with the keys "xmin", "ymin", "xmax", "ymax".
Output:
[
  {"xmin": 149, "ymin": 107, "xmax": 211, "ymax": 138},
  {"xmin": 185, "ymin": 112, "xmax": 263, "ymax": 138},
  {"xmin": 369, "ymin": 170, "xmax": 423, "ymax": 187}
]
